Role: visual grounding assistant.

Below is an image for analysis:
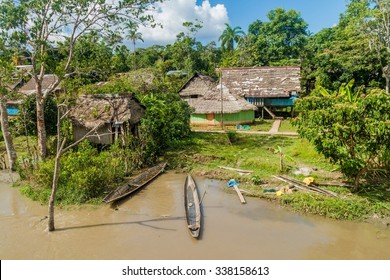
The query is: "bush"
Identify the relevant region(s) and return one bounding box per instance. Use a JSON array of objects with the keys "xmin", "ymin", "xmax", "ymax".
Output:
[
  {"xmin": 15, "ymin": 95, "xmax": 58, "ymax": 136},
  {"xmin": 293, "ymin": 88, "xmax": 390, "ymax": 189},
  {"xmin": 23, "ymin": 141, "xmax": 126, "ymax": 204}
]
